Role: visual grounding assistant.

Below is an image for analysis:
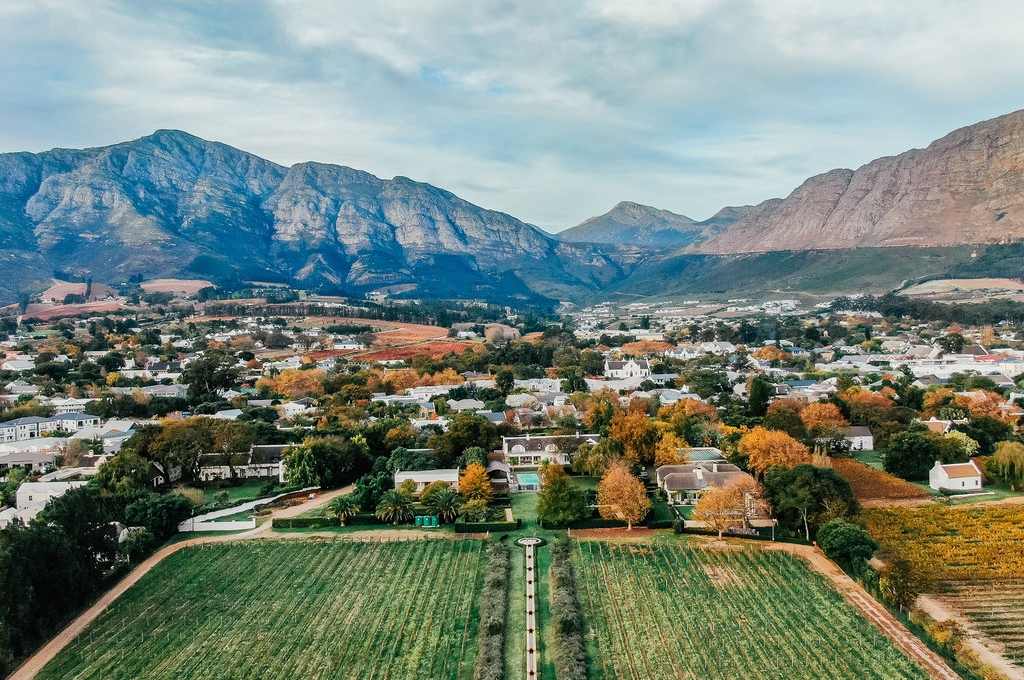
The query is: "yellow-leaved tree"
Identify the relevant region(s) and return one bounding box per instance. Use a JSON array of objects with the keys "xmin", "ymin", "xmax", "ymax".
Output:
[
  {"xmin": 654, "ymin": 431, "xmax": 691, "ymax": 468},
  {"xmin": 459, "ymin": 462, "xmax": 492, "ymax": 504},
  {"xmin": 738, "ymin": 426, "xmax": 811, "ymax": 476},
  {"xmin": 692, "ymin": 478, "xmax": 760, "ymax": 539},
  {"xmin": 597, "ymin": 461, "xmax": 651, "ymax": 530}
]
